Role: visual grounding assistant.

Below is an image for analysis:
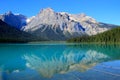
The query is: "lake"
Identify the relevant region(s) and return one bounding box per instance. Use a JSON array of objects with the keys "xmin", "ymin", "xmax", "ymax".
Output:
[{"xmin": 0, "ymin": 42, "xmax": 120, "ymax": 80}]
